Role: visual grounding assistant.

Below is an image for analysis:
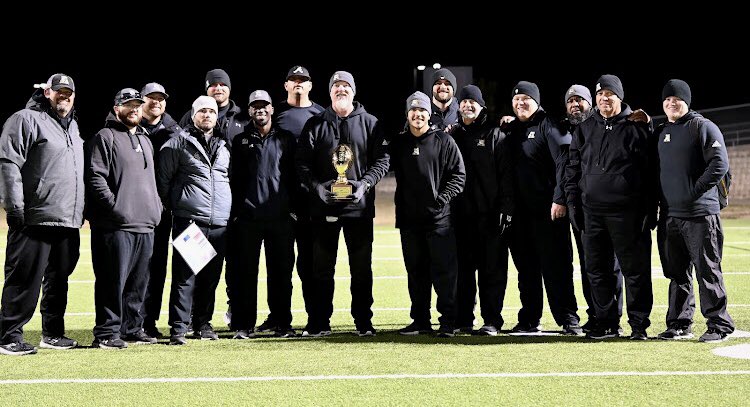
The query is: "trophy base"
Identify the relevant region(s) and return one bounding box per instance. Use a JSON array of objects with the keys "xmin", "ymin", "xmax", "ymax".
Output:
[{"xmin": 331, "ymin": 184, "xmax": 353, "ymax": 201}]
